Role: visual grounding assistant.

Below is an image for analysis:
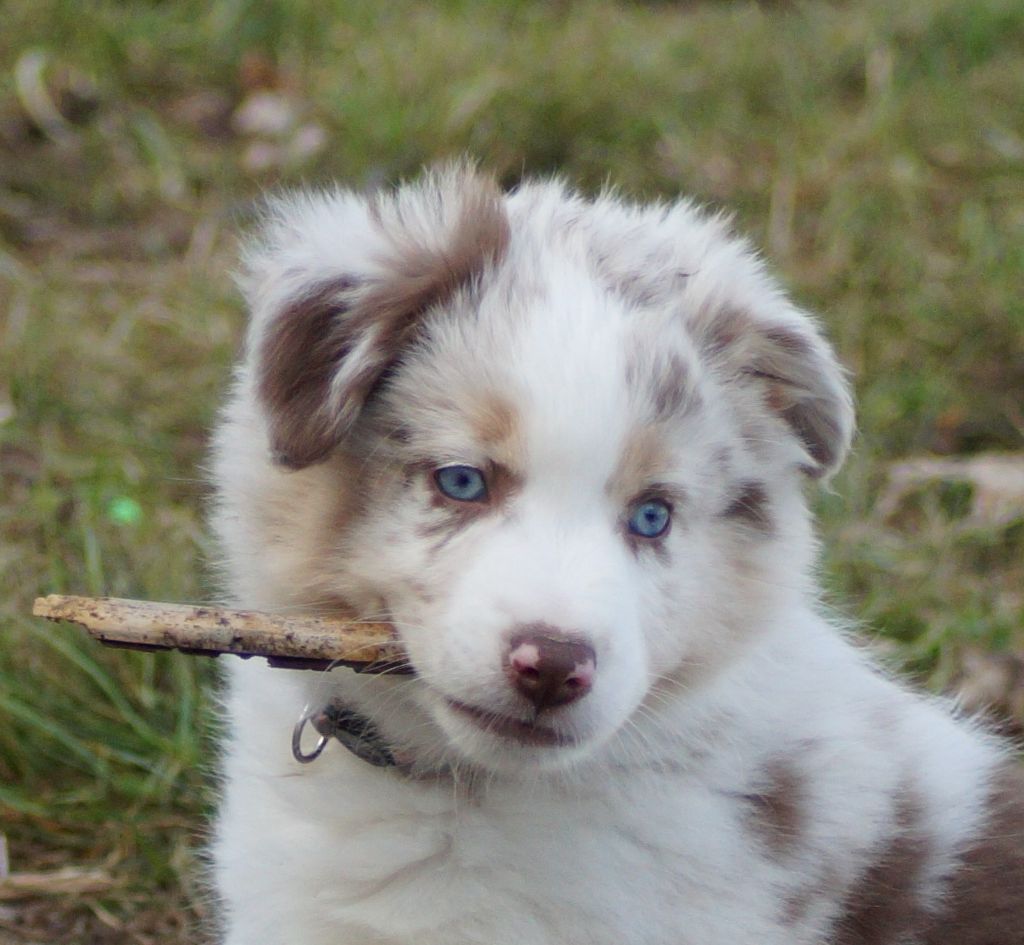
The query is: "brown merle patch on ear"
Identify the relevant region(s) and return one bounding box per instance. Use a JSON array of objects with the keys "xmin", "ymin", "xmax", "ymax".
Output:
[
  {"xmin": 257, "ymin": 169, "xmax": 511, "ymax": 469},
  {"xmin": 358, "ymin": 175, "xmax": 511, "ymax": 353},
  {"xmin": 746, "ymin": 758, "xmax": 805, "ymax": 860},
  {"xmin": 693, "ymin": 303, "xmax": 853, "ymax": 479},
  {"xmin": 832, "ymin": 790, "xmax": 931, "ymax": 945},
  {"xmin": 722, "ymin": 480, "xmax": 774, "ymax": 535},
  {"xmin": 699, "ymin": 304, "xmax": 746, "ymax": 357},
  {"xmin": 917, "ymin": 763, "xmax": 1024, "ymax": 945},
  {"xmin": 258, "ymin": 277, "xmax": 357, "ymax": 468}
]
